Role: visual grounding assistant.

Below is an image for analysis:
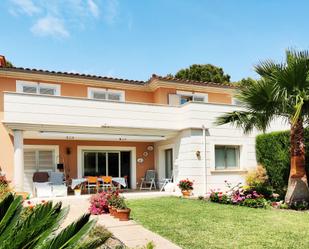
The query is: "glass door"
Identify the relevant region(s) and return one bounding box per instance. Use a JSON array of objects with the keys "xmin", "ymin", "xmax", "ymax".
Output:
[
  {"xmin": 83, "ymin": 150, "xmax": 121, "ymax": 177},
  {"xmin": 165, "ymin": 149, "xmax": 173, "ymax": 179}
]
